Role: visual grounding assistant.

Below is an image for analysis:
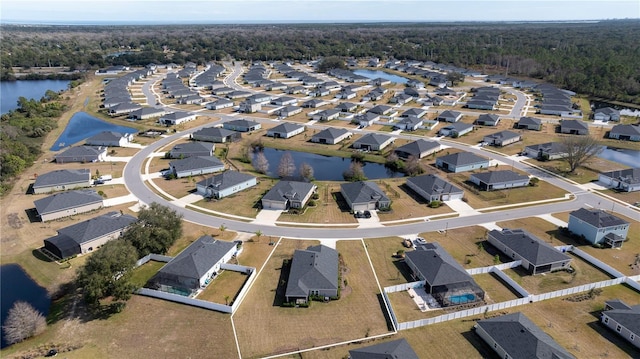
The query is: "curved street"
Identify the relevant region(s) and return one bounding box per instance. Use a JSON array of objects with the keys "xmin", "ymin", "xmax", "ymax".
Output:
[{"xmin": 123, "ymin": 63, "xmax": 639, "ymax": 239}]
